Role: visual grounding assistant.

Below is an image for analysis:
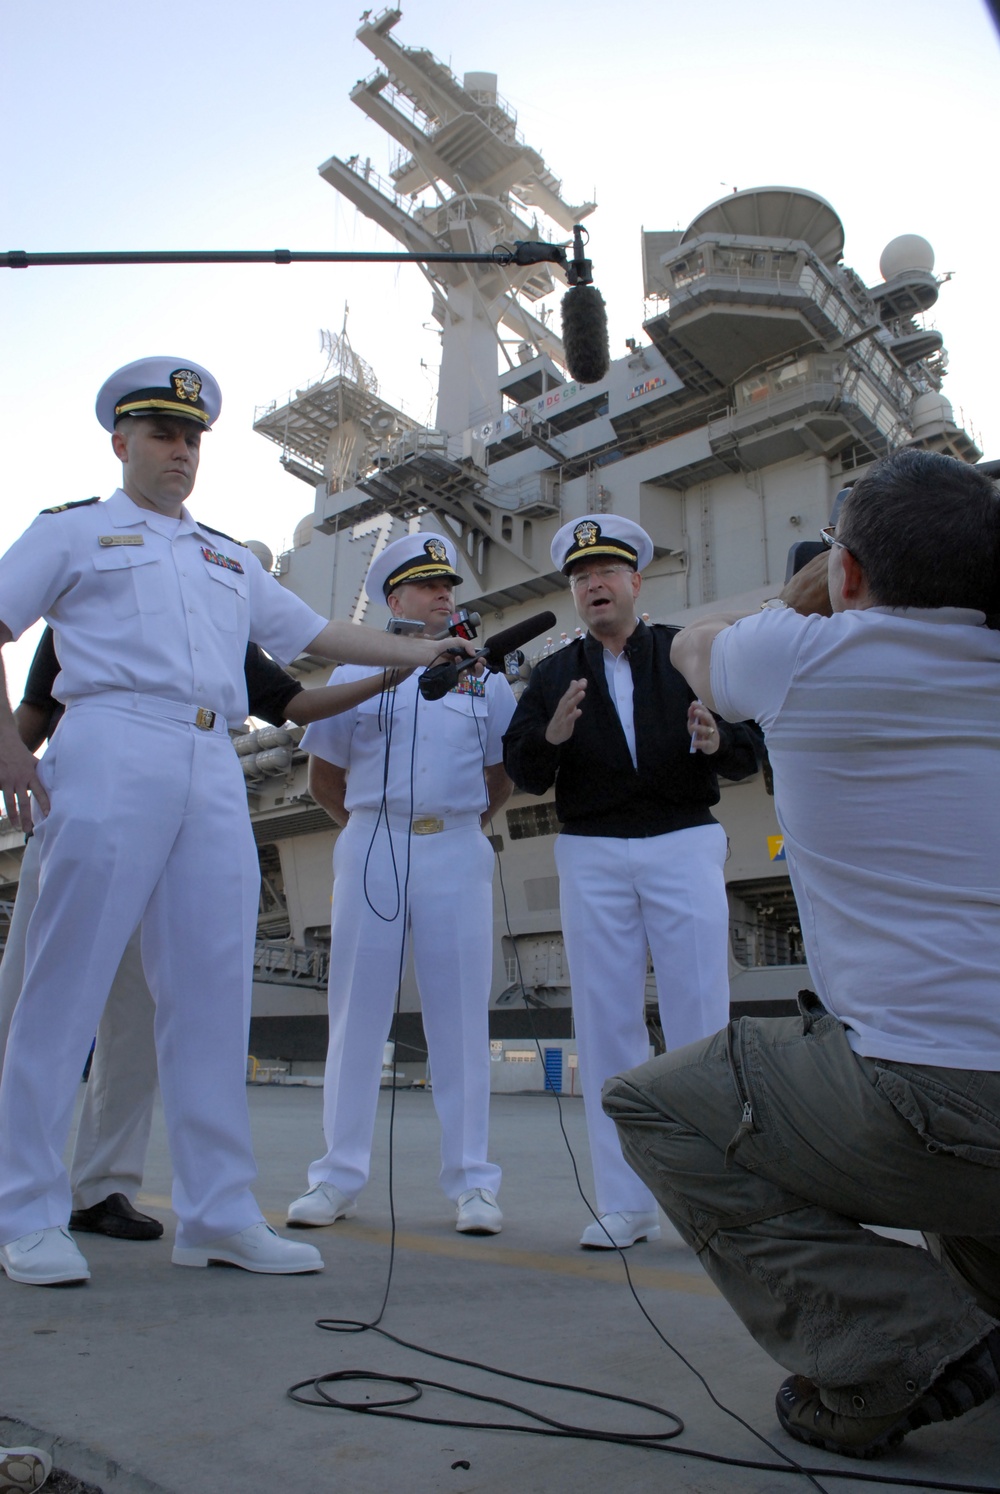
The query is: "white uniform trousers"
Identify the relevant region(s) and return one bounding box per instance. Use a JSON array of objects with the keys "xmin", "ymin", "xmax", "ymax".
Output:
[
  {"xmin": 555, "ymin": 823, "xmax": 731, "ymax": 1215},
  {"xmin": 0, "ymin": 835, "xmax": 157, "ymax": 1211},
  {"xmin": 307, "ymin": 812, "xmax": 502, "ymax": 1203},
  {"xmin": 0, "ymin": 702, "xmax": 263, "ymax": 1247}
]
